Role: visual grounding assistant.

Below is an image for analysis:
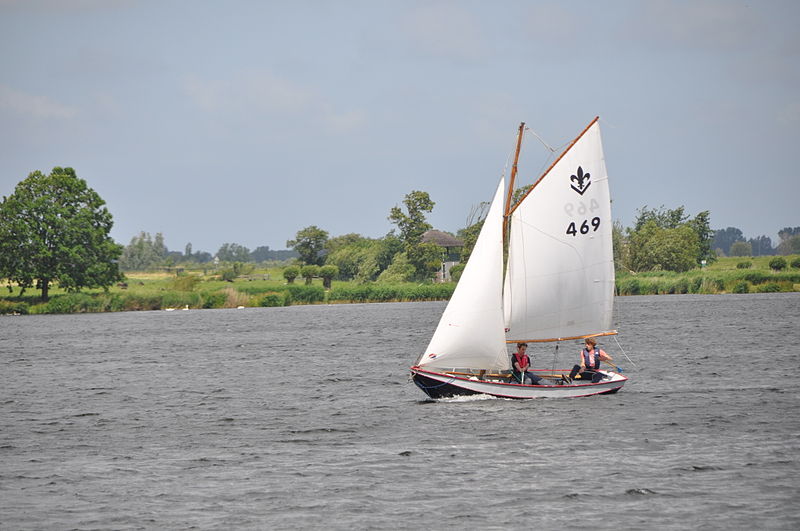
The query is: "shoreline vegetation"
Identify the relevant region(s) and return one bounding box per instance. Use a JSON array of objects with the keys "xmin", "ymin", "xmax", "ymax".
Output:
[{"xmin": 1, "ymin": 255, "xmax": 798, "ymax": 316}]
